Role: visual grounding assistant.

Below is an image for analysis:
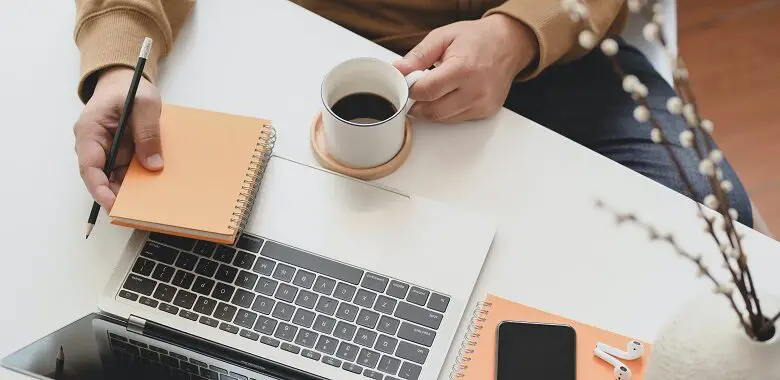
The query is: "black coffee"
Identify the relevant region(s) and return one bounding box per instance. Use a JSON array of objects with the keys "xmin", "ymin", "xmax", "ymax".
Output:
[{"xmin": 331, "ymin": 92, "xmax": 397, "ymax": 124}]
